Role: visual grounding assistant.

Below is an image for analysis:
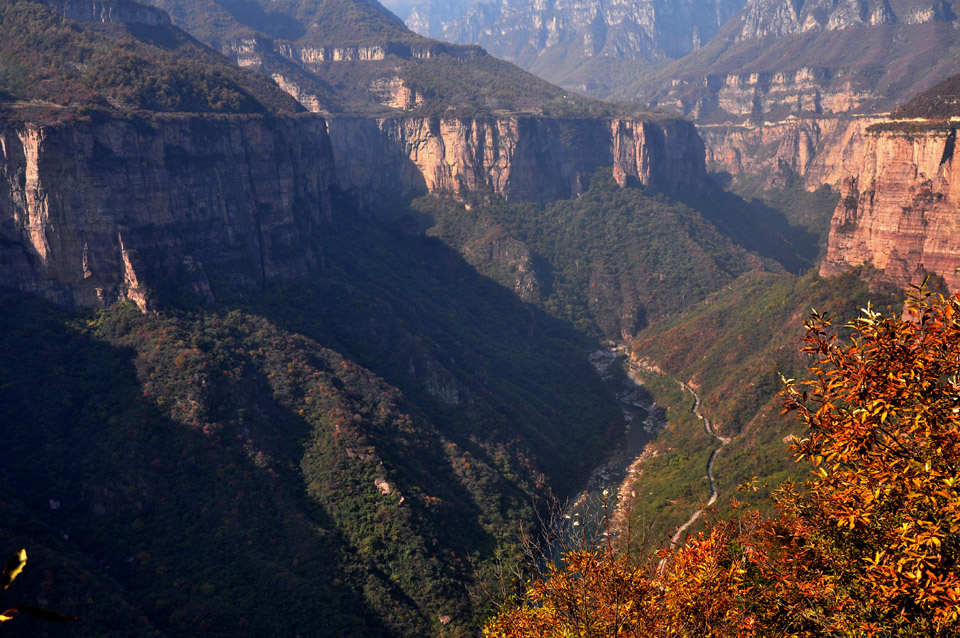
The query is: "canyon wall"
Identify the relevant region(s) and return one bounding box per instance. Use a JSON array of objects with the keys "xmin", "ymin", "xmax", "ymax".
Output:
[
  {"xmin": 326, "ymin": 115, "xmax": 706, "ymax": 204},
  {"xmin": 661, "ymin": 68, "xmax": 876, "ymax": 125},
  {"xmin": 820, "ymin": 123, "xmax": 960, "ymax": 290},
  {"xmin": 699, "ymin": 116, "xmax": 880, "ymax": 187},
  {"xmin": 0, "ymin": 114, "xmax": 336, "ymax": 309},
  {"xmin": 0, "ymin": 111, "xmax": 706, "ymax": 308}
]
